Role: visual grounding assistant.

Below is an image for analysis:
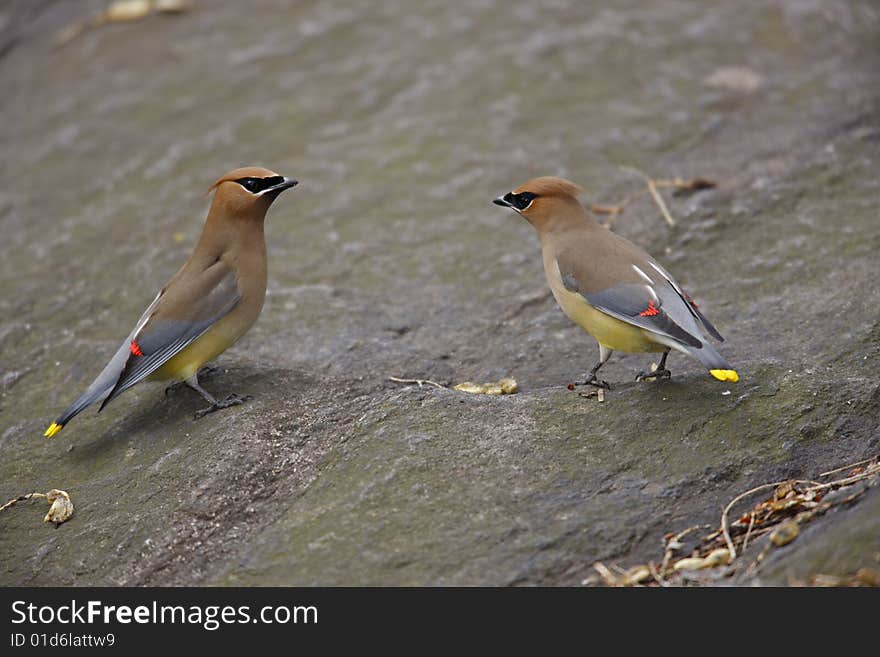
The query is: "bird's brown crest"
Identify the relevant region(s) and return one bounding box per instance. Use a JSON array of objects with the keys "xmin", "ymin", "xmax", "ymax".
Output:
[
  {"xmin": 207, "ymin": 166, "xmax": 280, "ymax": 195},
  {"xmin": 513, "ymin": 176, "xmax": 584, "ymax": 199}
]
